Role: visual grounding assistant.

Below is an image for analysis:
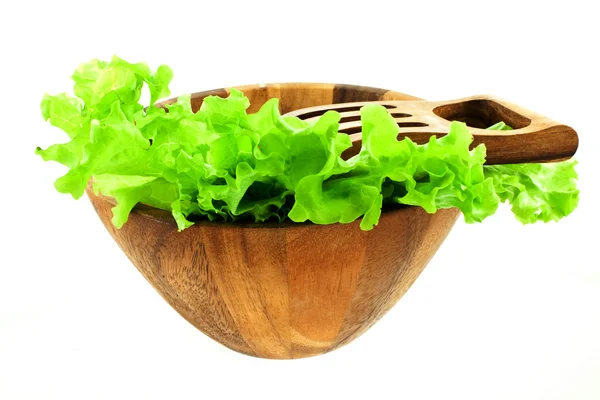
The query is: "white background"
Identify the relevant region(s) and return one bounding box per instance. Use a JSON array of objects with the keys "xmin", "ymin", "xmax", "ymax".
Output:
[{"xmin": 1, "ymin": 1, "xmax": 599, "ymax": 399}]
